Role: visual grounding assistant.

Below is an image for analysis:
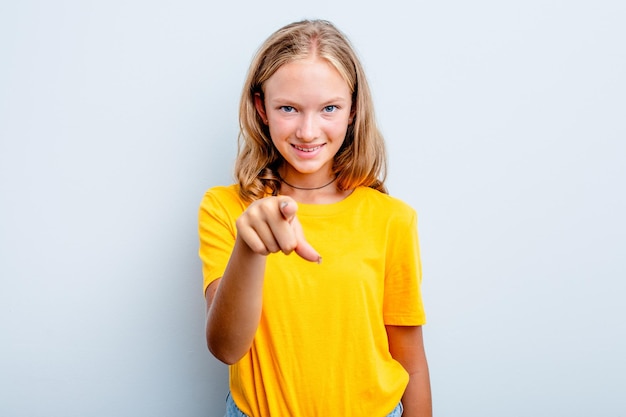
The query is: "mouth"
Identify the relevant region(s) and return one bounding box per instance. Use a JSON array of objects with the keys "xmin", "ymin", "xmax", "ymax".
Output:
[{"xmin": 292, "ymin": 144, "xmax": 324, "ymax": 152}]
